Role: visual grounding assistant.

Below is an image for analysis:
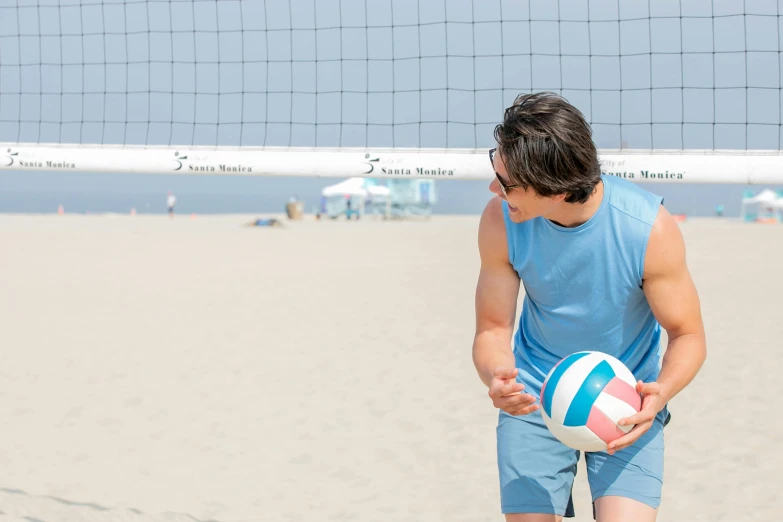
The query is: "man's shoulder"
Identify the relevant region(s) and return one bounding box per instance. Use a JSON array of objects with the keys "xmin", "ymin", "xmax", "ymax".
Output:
[
  {"xmin": 480, "ymin": 196, "xmax": 505, "ymax": 225},
  {"xmin": 644, "ymin": 205, "xmax": 686, "ymax": 279},
  {"xmin": 479, "ymin": 197, "xmax": 508, "ymax": 241},
  {"xmin": 478, "ymin": 197, "xmax": 511, "ymax": 263},
  {"xmin": 604, "ymin": 175, "xmax": 663, "ymax": 227}
]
